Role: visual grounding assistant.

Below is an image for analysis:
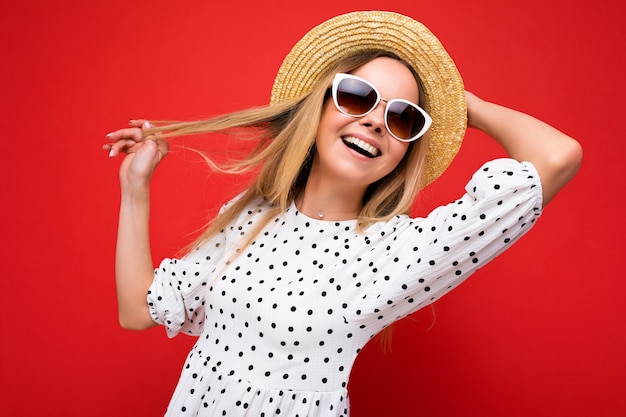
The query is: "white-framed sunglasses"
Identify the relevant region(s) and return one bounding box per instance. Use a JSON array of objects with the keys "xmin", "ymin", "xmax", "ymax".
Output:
[{"xmin": 331, "ymin": 73, "xmax": 432, "ymax": 142}]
